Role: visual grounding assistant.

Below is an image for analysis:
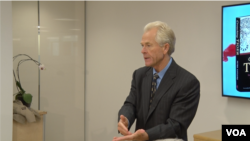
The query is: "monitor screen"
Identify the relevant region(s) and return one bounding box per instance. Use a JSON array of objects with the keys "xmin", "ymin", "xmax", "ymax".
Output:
[{"xmin": 222, "ymin": 2, "xmax": 250, "ymax": 99}]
